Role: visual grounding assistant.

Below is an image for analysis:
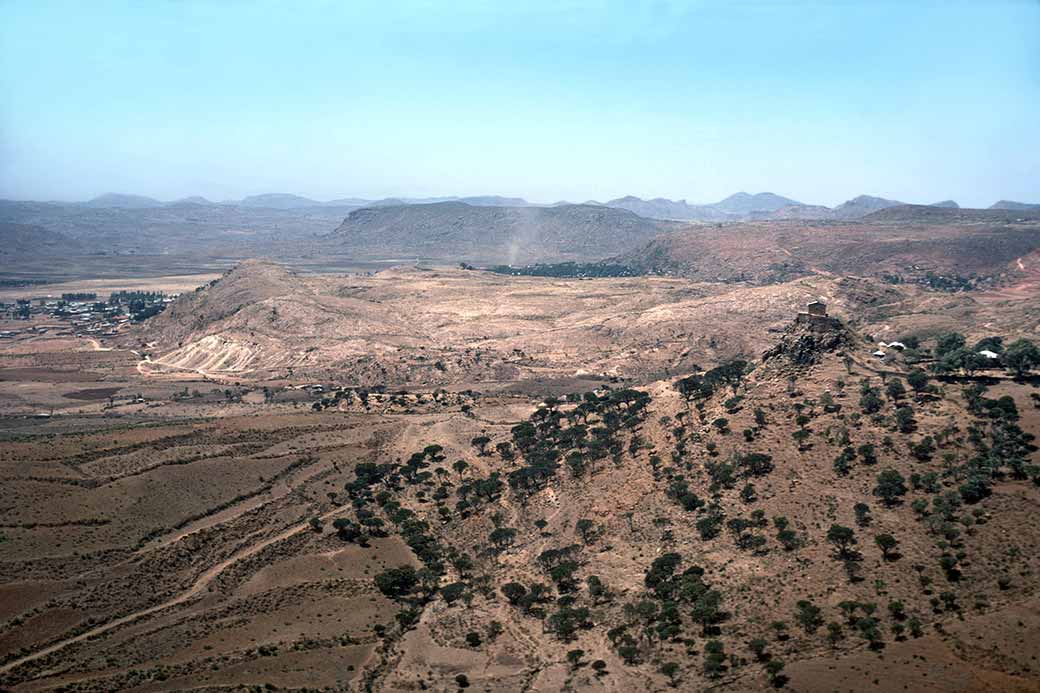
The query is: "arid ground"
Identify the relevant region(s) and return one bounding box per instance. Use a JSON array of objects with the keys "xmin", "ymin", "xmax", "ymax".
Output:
[{"xmin": 1, "ymin": 246, "xmax": 1038, "ymax": 692}]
